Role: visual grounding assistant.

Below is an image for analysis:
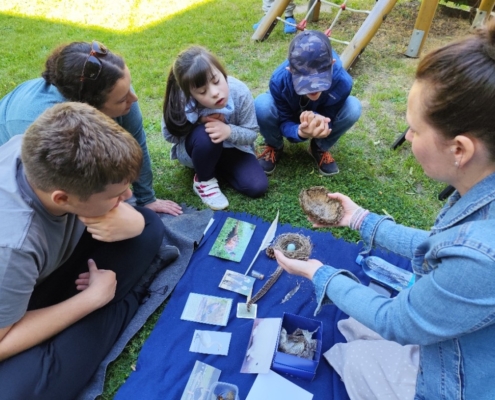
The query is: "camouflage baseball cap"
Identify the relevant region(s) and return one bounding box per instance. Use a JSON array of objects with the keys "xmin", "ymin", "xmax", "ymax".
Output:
[{"xmin": 288, "ymin": 30, "xmax": 333, "ymax": 95}]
